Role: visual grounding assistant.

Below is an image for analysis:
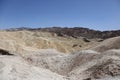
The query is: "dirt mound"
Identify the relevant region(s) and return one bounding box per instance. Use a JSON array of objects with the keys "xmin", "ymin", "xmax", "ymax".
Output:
[
  {"xmin": 92, "ymin": 36, "xmax": 120, "ymax": 52},
  {"xmin": 68, "ymin": 49, "xmax": 120, "ymax": 80}
]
